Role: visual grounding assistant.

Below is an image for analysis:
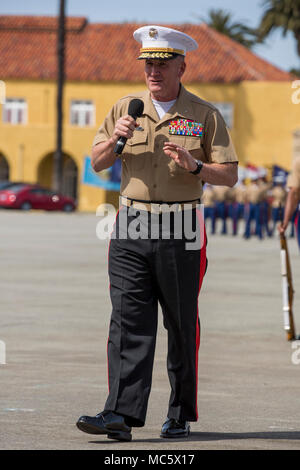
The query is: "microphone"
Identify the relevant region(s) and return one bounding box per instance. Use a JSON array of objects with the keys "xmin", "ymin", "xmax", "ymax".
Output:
[{"xmin": 114, "ymin": 99, "xmax": 144, "ymax": 155}]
